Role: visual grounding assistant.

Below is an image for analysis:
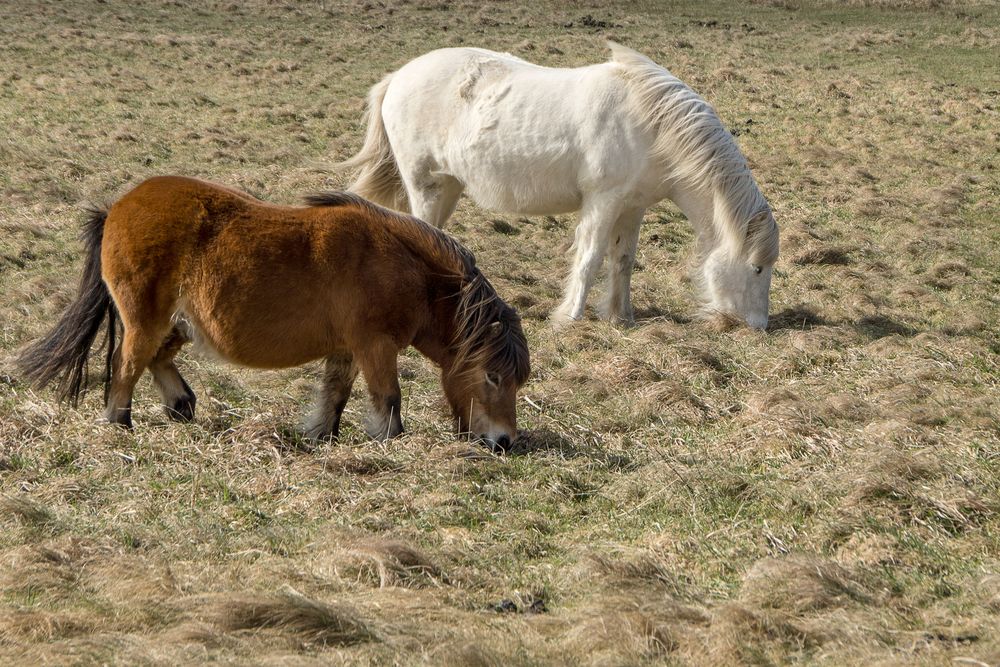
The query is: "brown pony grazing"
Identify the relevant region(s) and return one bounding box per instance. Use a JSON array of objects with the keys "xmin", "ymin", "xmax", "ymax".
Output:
[{"xmin": 17, "ymin": 176, "xmax": 530, "ymax": 449}]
